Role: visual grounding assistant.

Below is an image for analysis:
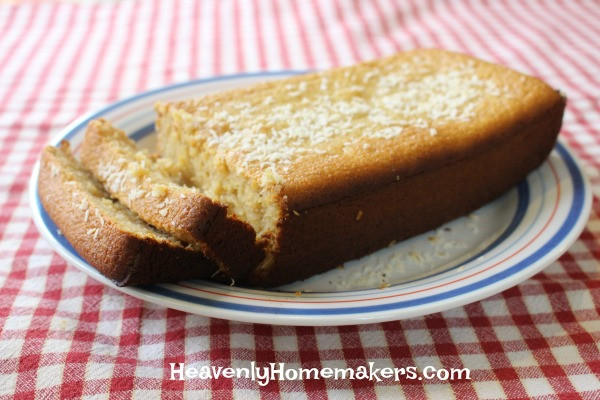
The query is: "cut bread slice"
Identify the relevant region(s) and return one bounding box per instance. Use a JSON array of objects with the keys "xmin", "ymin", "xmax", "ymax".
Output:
[
  {"xmin": 79, "ymin": 119, "xmax": 264, "ymax": 280},
  {"xmin": 38, "ymin": 141, "xmax": 217, "ymax": 286},
  {"xmin": 156, "ymin": 49, "xmax": 566, "ymax": 287}
]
